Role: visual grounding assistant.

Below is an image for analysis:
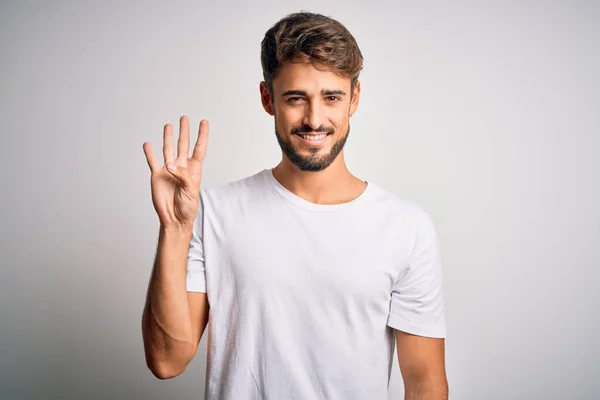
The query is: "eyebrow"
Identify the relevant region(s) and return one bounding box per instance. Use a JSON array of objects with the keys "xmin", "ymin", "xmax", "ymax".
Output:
[{"xmin": 281, "ymin": 89, "xmax": 347, "ymax": 97}]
